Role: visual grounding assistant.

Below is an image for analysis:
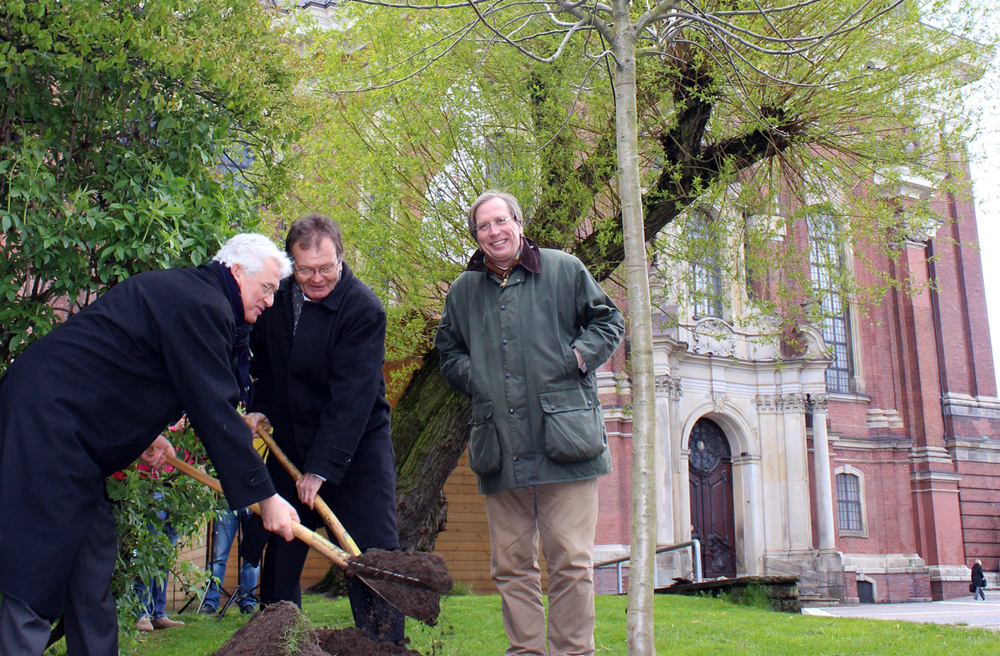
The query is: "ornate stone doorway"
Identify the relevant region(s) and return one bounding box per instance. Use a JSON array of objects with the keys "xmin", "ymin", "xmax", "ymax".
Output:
[{"xmin": 688, "ymin": 418, "xmax": 737, "ymax": 579}]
